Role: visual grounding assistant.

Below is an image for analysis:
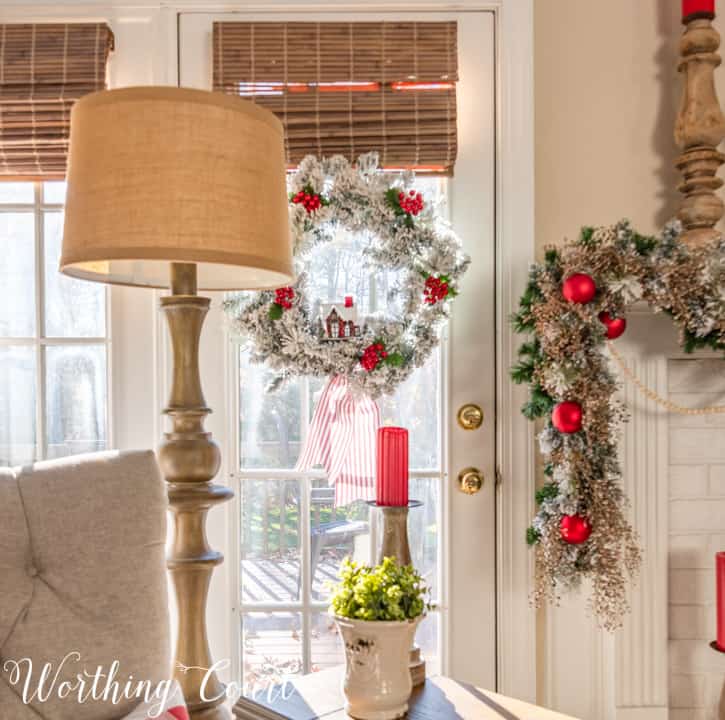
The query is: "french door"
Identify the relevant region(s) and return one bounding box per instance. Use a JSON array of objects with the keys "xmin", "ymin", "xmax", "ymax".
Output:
[{"xmin": 179, "ymin": 7, "xmax": 496, "ymax": 691}]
